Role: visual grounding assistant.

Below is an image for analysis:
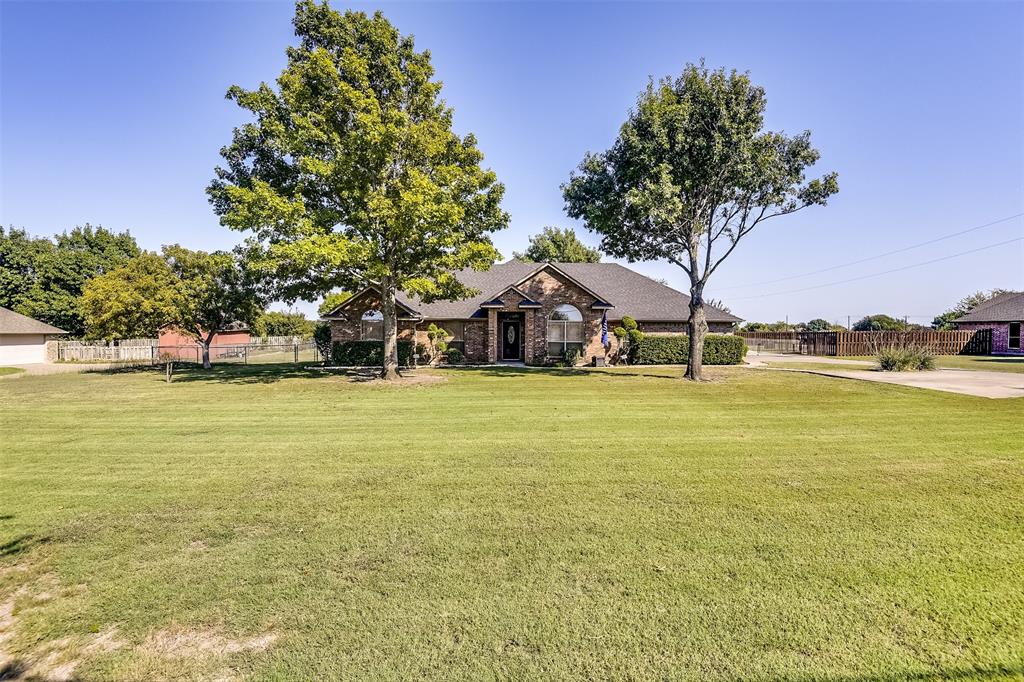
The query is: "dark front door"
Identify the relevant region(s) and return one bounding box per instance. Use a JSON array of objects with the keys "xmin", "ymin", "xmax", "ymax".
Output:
[{"xmin": 501, "ymin": 318, "xmax": 522, "ymax": 360}]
